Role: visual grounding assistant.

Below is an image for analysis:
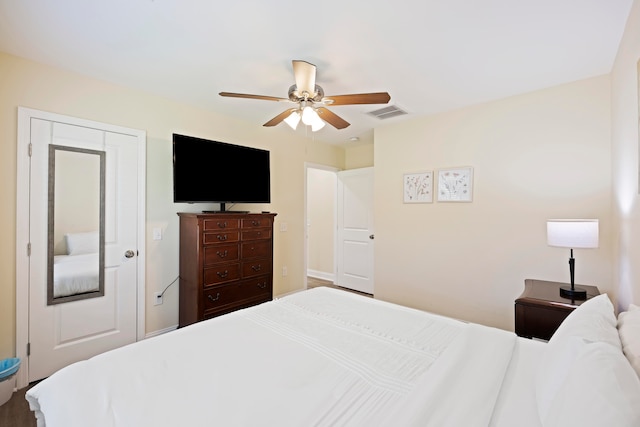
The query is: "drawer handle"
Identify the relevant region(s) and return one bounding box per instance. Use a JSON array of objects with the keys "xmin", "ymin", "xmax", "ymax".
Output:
[
  {"xmin": 251, "ymin": 265, "xmax": 262, "ymax": 272},
  {"xmin": 217, "ymin": 234, "xmax": 228, "ymax": 241},
  {"xmin": 208, "ymin": 293, "xmax": 220, "ymax": 302},
  {"xmin": 251, "ymin": 220, "xmax": 261, "ymax": 226},
  {"xmin": 216, "ymin": 250, "xmax": 228, "ymax": 258},
  {"xmin": 217, "ymin": 221, "xmax": 227, "ymax": 229},
  {"xmin": 217, "ymin": 270, "xmax": 229, "ymax": 278},
  {"xmin": 257, "ymin": 282, "xmax": 267, "ymax": 289}
]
